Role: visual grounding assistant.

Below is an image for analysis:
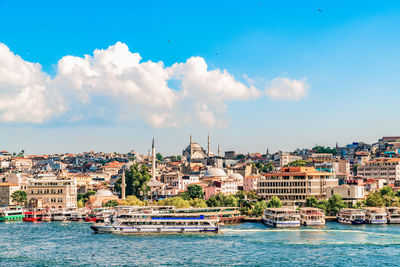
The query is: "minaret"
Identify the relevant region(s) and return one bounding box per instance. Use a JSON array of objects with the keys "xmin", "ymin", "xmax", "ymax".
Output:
[
  {"xmin": 218, "ymin": 144, "xmax": 220, "ymax": 157},
  {"xmin": 151, "ymin": 138, "xmax": 156, "ymax": 181},
  {"xmin": 208, "ymin": 134, "xmax": 210, "ymax": 157},
  {"xmin": 121, "ymin": 167, "xmax": 126, "ymax": 199},
  {"xmin": 190, "ymin": 133, "xmax": 192, "ymax": 145}
]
